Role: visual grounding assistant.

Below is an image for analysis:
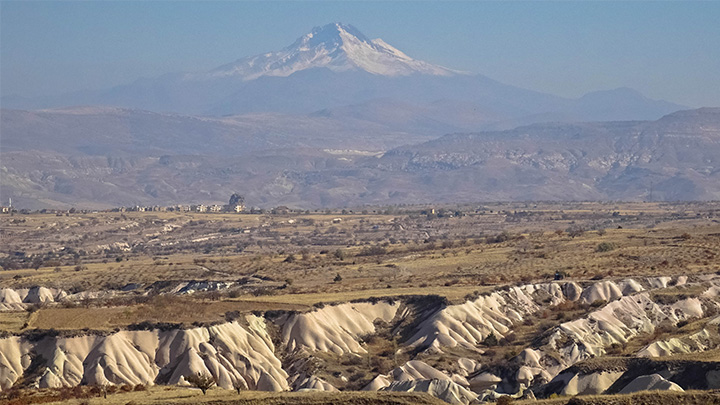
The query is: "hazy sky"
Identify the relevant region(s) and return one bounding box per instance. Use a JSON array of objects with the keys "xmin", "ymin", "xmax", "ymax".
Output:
[{"xmin": 2, "ymin": 1, "xmax": 719, "ymax": 107}]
